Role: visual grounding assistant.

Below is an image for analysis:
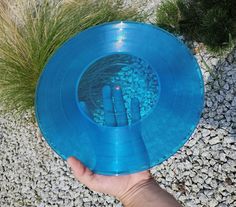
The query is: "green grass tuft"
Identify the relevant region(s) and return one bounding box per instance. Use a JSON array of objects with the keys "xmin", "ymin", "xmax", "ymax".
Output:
[
  {"xmin": 0, "ymin": 0, "xmax": 144, "ymax": 113},
  {"xmin": 156, "ymin": 0, "xmax": 181, "ymax": 34}
]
